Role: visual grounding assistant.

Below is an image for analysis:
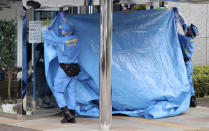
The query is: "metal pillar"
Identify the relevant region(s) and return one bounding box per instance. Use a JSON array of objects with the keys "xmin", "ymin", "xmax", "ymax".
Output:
[
  {"xmin": 16, "ymin": 2, "xmax": 23, "ymax": 68},
  {"xmin": 99, "ymin": 0, "xmax": 113, "ymax": 130},
  {"xmin": 16, "ymin": 2, "xmax": 23, "ymax": 119}
]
